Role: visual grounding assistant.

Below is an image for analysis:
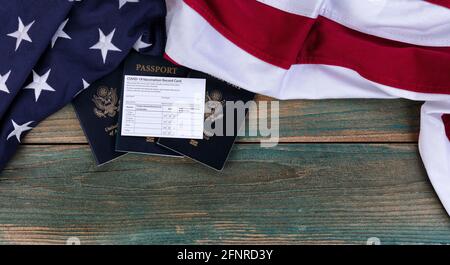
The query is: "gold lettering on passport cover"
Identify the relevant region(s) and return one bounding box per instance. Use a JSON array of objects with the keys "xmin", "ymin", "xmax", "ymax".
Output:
[
  {"xmin": 105, "ymin": 124, "xmax": 119, "ymax": 136},
  {"xmin": 135, "ymin": 64, "xmax": 178, "ymax": 75},
  {"xmin": 146, "ymin": 137, "xmax": 156, "ymax": 143},
  {"xmin": 189, "ymin": 140, "xmax": 199, "ymax": 147},
  {"xmin": 92, "ymin": 86, "xmax": 120, "ymax": 136}
]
